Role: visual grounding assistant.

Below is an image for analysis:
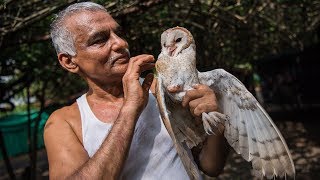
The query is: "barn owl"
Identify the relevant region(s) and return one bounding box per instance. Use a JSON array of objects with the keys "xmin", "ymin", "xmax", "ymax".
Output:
[{"xmin": 155, "ymin": 27, "xmax": 295, "ymax": 180}]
